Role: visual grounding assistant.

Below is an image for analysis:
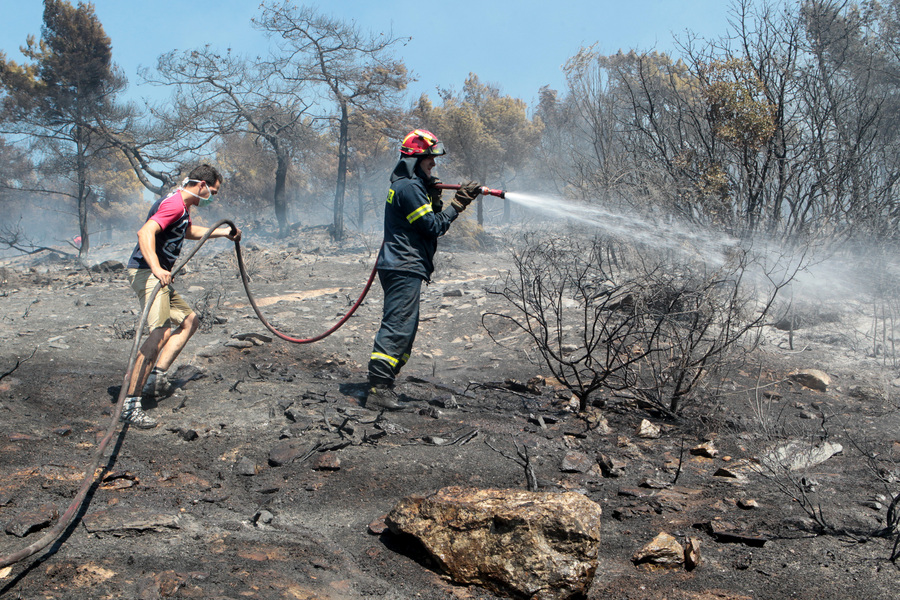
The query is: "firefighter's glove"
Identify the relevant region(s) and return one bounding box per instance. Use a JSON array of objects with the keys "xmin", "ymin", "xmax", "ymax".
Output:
[
  {"xmin": 426, "ymin": 176, "xmax": 443, "ymax": 213},
  {"xmin": 451, "ymin": 180, "xmax": 482, "ymax": 212}
]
